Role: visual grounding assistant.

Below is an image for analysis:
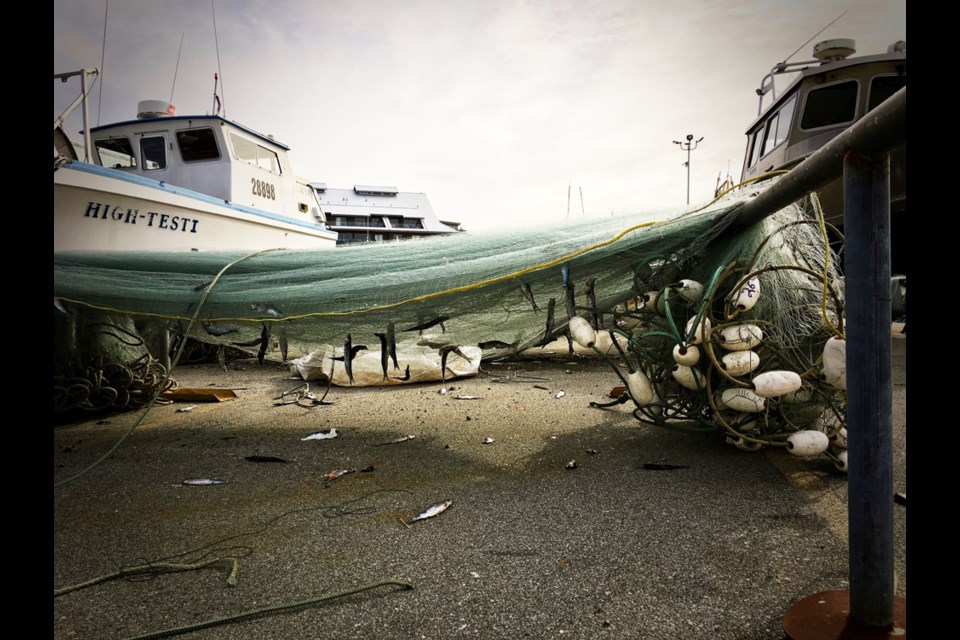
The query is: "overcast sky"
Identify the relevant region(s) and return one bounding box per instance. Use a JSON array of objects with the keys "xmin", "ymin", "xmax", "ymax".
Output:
[{"xmin": 54, "ymin": 0, "xmax": 906, "ymax": 231}]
